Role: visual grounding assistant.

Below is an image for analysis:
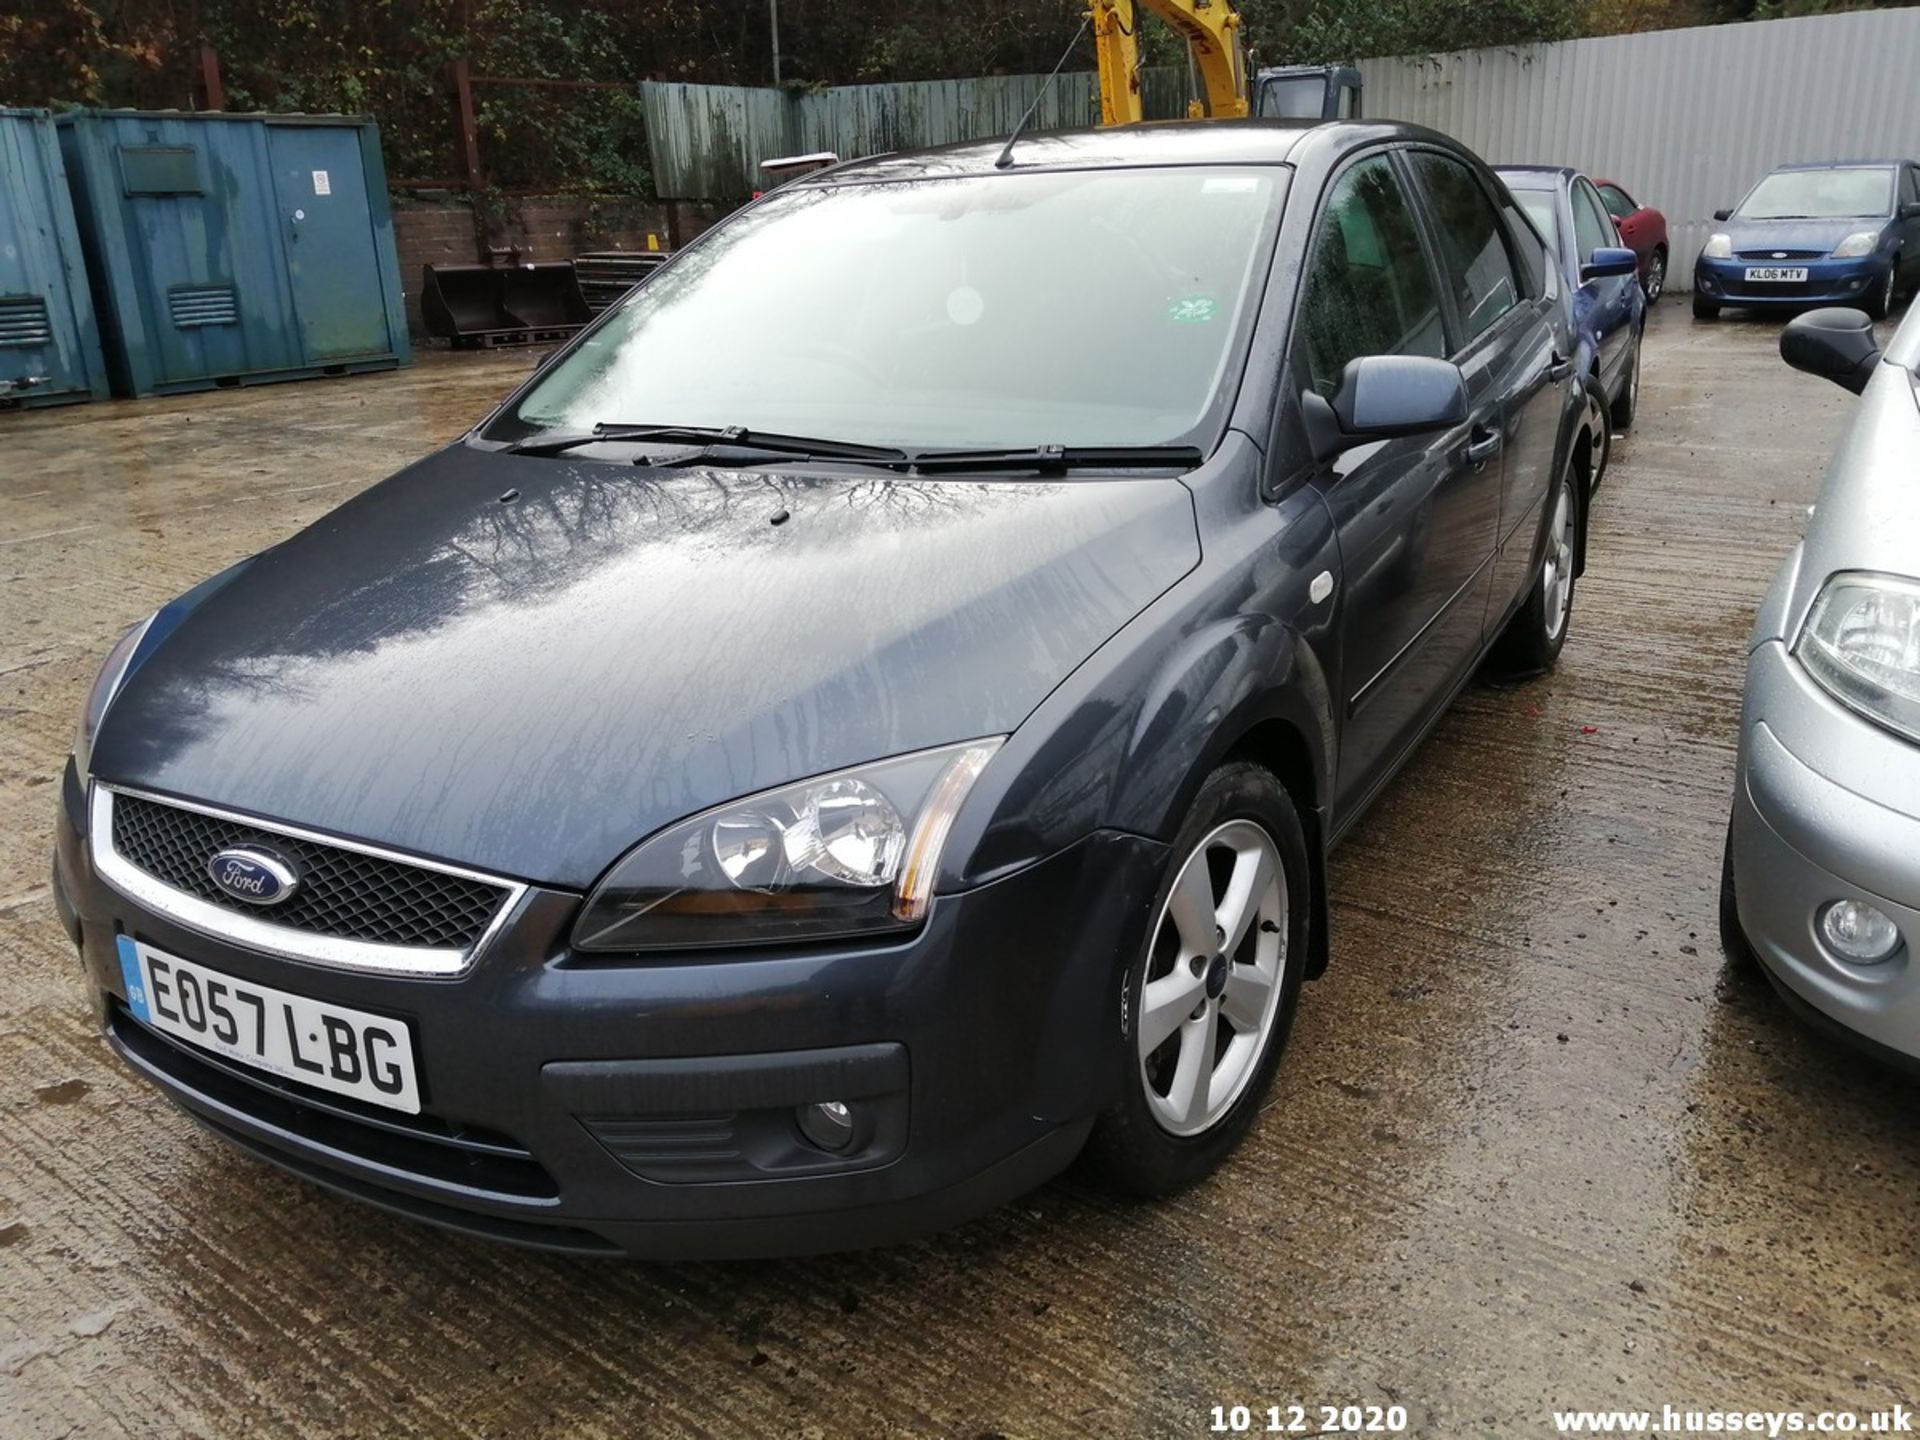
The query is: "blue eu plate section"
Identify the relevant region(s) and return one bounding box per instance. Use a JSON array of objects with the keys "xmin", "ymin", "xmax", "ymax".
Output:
[{"xmin": 117, "ymin": 934, "xmax": 153, "ymax": 1022}]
